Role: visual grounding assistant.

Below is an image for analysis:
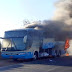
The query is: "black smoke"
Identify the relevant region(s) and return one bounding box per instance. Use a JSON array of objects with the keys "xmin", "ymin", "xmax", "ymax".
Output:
[{"xmin": 24, "ymin": 0, "xmax": 72, "ymax": 41}]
